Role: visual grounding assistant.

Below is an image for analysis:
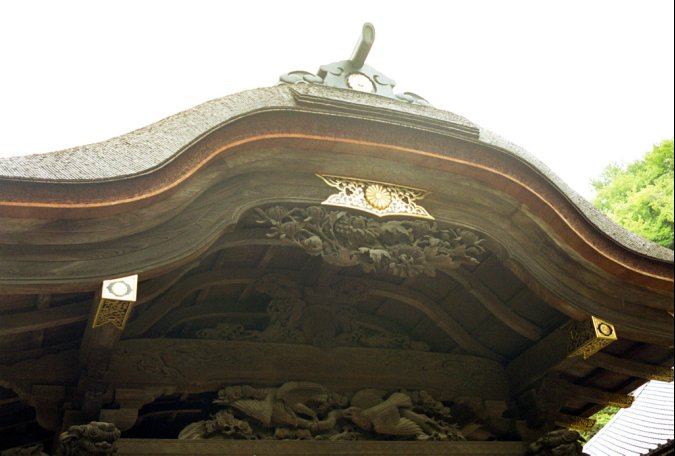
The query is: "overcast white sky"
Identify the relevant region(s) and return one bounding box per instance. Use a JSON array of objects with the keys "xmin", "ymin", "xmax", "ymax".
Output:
[{"xmin": 0, "ymin": 1, "xmax": 673, "ymax": 198}]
